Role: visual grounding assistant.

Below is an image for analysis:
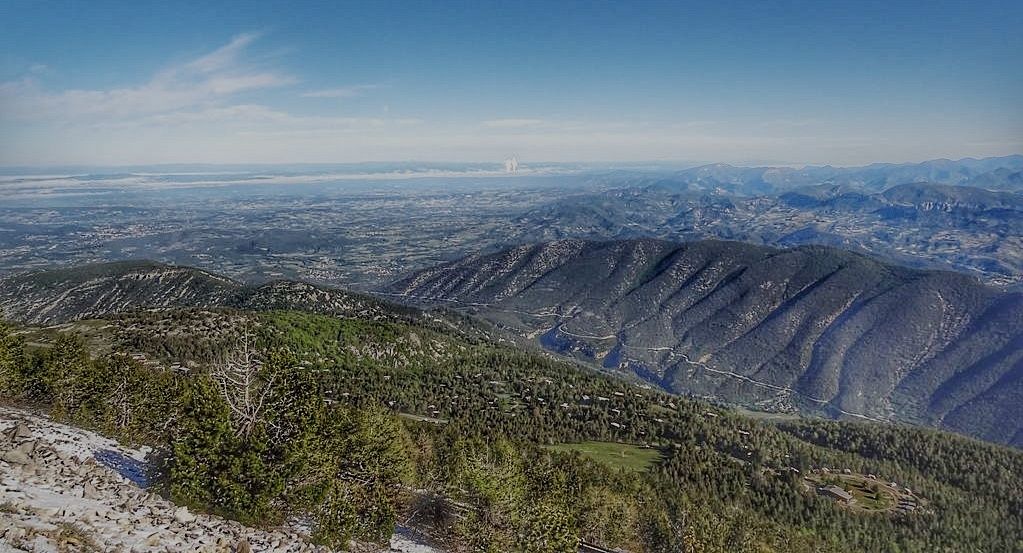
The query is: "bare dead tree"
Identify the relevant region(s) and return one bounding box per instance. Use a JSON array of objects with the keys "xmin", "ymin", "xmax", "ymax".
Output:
[
  {"xmin": 211, "ymin": 326, "xmax": 277, "ymax": 439},
  {"xmin": 112, "ymin": 366, "xmax": 132, "ymax": 430}
]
